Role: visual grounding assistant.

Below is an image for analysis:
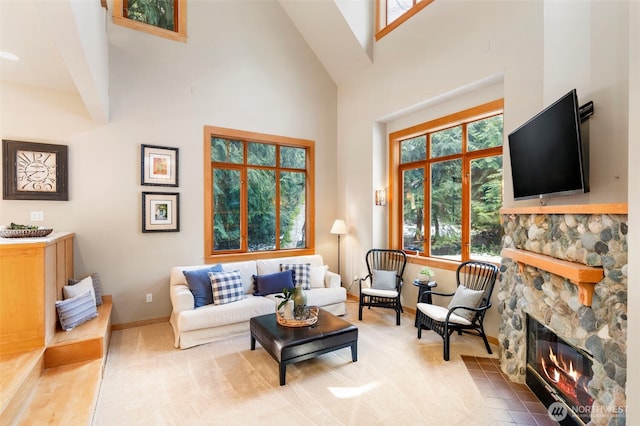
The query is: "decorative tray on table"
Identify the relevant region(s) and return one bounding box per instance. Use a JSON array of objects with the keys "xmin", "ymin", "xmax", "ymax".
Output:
[
  {"xmin": 276, "ymin": 306, "xmax": 319, "ymax": 327},
  {"xmin": 0, "ymin": 224, "xmax": 53, "ymax": 238}
]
